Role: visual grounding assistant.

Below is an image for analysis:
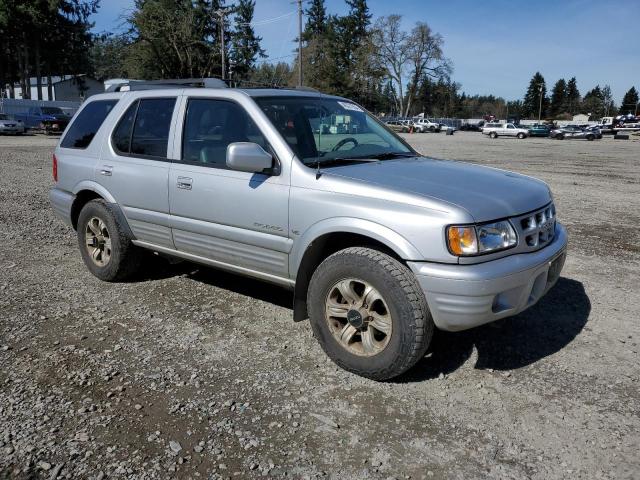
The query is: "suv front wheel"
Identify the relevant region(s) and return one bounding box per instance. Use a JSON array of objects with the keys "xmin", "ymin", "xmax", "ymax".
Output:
[
  {"xmin": 77, "ymin": 199, "xmax": 142, "ymax": 281},
  {"xmin": 307, "ymin": 247, "xmax": 434, "ymax": 380}
]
